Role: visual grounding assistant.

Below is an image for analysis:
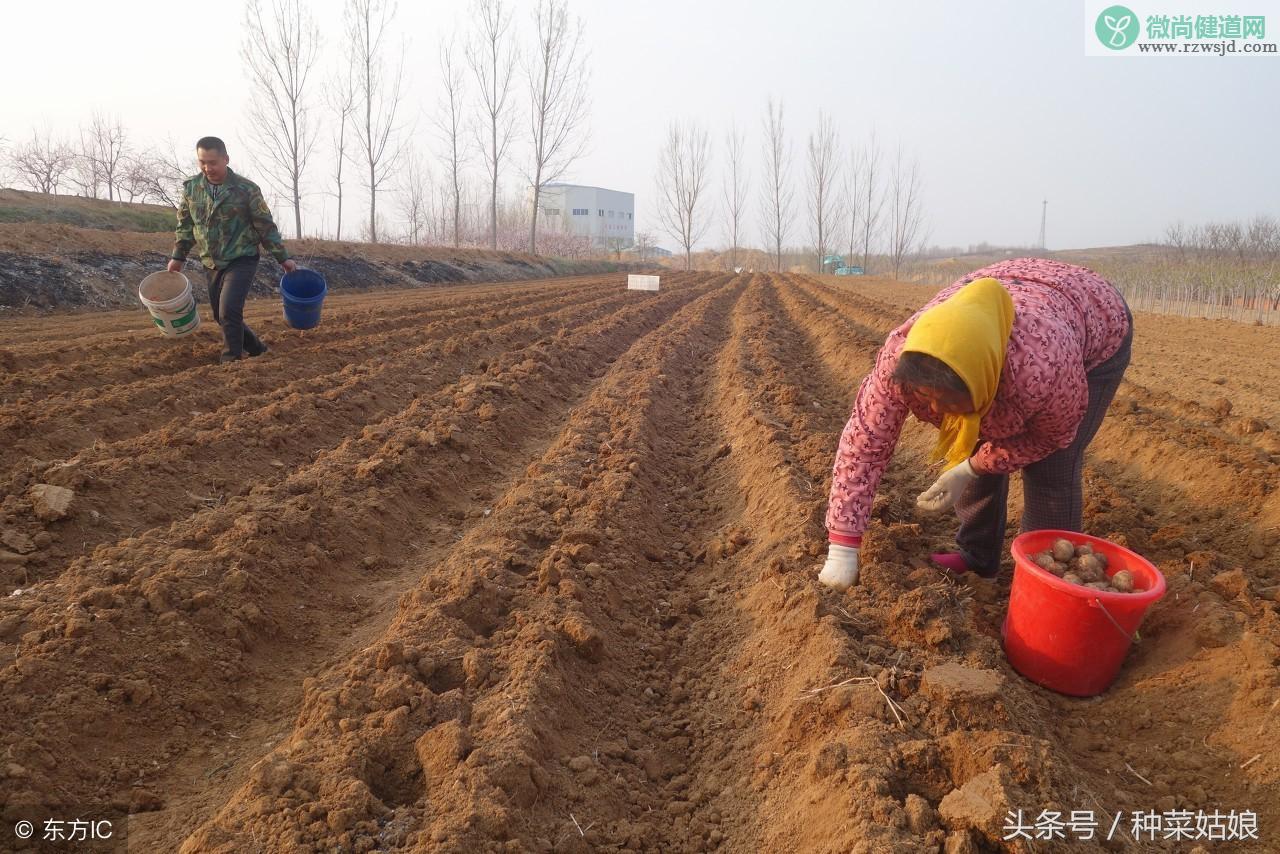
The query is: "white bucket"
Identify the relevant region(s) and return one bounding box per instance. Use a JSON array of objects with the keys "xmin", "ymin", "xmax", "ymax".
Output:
[{"xmin": 139, "ymin": 271, "xmax": 201, "ymax": 337}]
